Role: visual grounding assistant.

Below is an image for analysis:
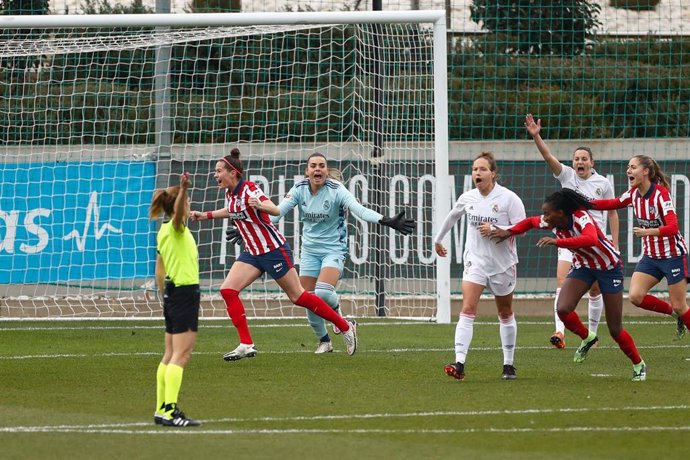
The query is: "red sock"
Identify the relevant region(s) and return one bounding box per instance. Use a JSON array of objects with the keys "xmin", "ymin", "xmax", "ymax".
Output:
[
  {"xmin": 557, "ymin": 311, "xmax": 589, "ymax": 339},
  {"xmin": 613, "ymin": 329, "xmax": 642, "ymax": 365},
  {"xmin": 638, "ymin": 295, "xmax": 673, "ymax": 315},
  {"xmin": 295, "ymin": 291, "xmax": 350, "ymax": 332},
  {"xmin": 220, "ymin": 288, "xmax": 253, "ymax": 344},
  {"xmin": 681, "ymin": 308, "xmax": 690, "ymax": 329}
]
